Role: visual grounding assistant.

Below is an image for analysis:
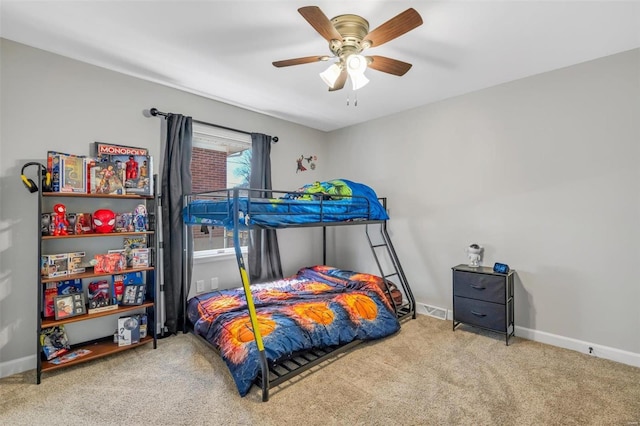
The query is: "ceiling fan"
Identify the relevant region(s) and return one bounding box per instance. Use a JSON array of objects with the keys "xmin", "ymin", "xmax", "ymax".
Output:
[{"xmin": 273, "ymin": 6, "xmax": 423, "ymax": 91}]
